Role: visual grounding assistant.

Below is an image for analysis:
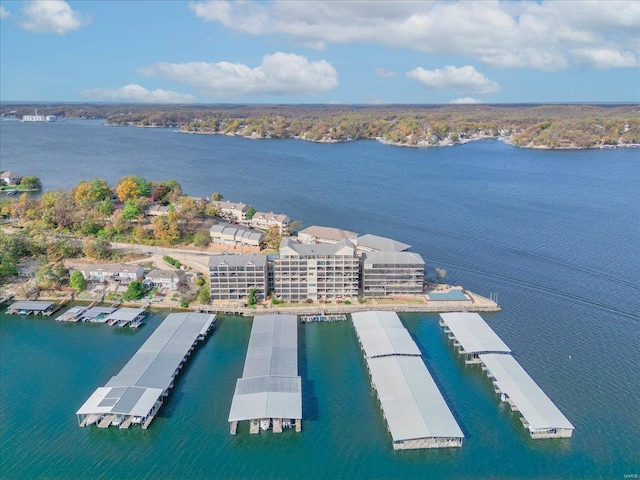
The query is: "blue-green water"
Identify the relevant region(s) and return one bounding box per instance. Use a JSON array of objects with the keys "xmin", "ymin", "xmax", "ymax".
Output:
[{"xmin": 1, "ymin": 120, "xmax": 638, "ymax": 478}]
